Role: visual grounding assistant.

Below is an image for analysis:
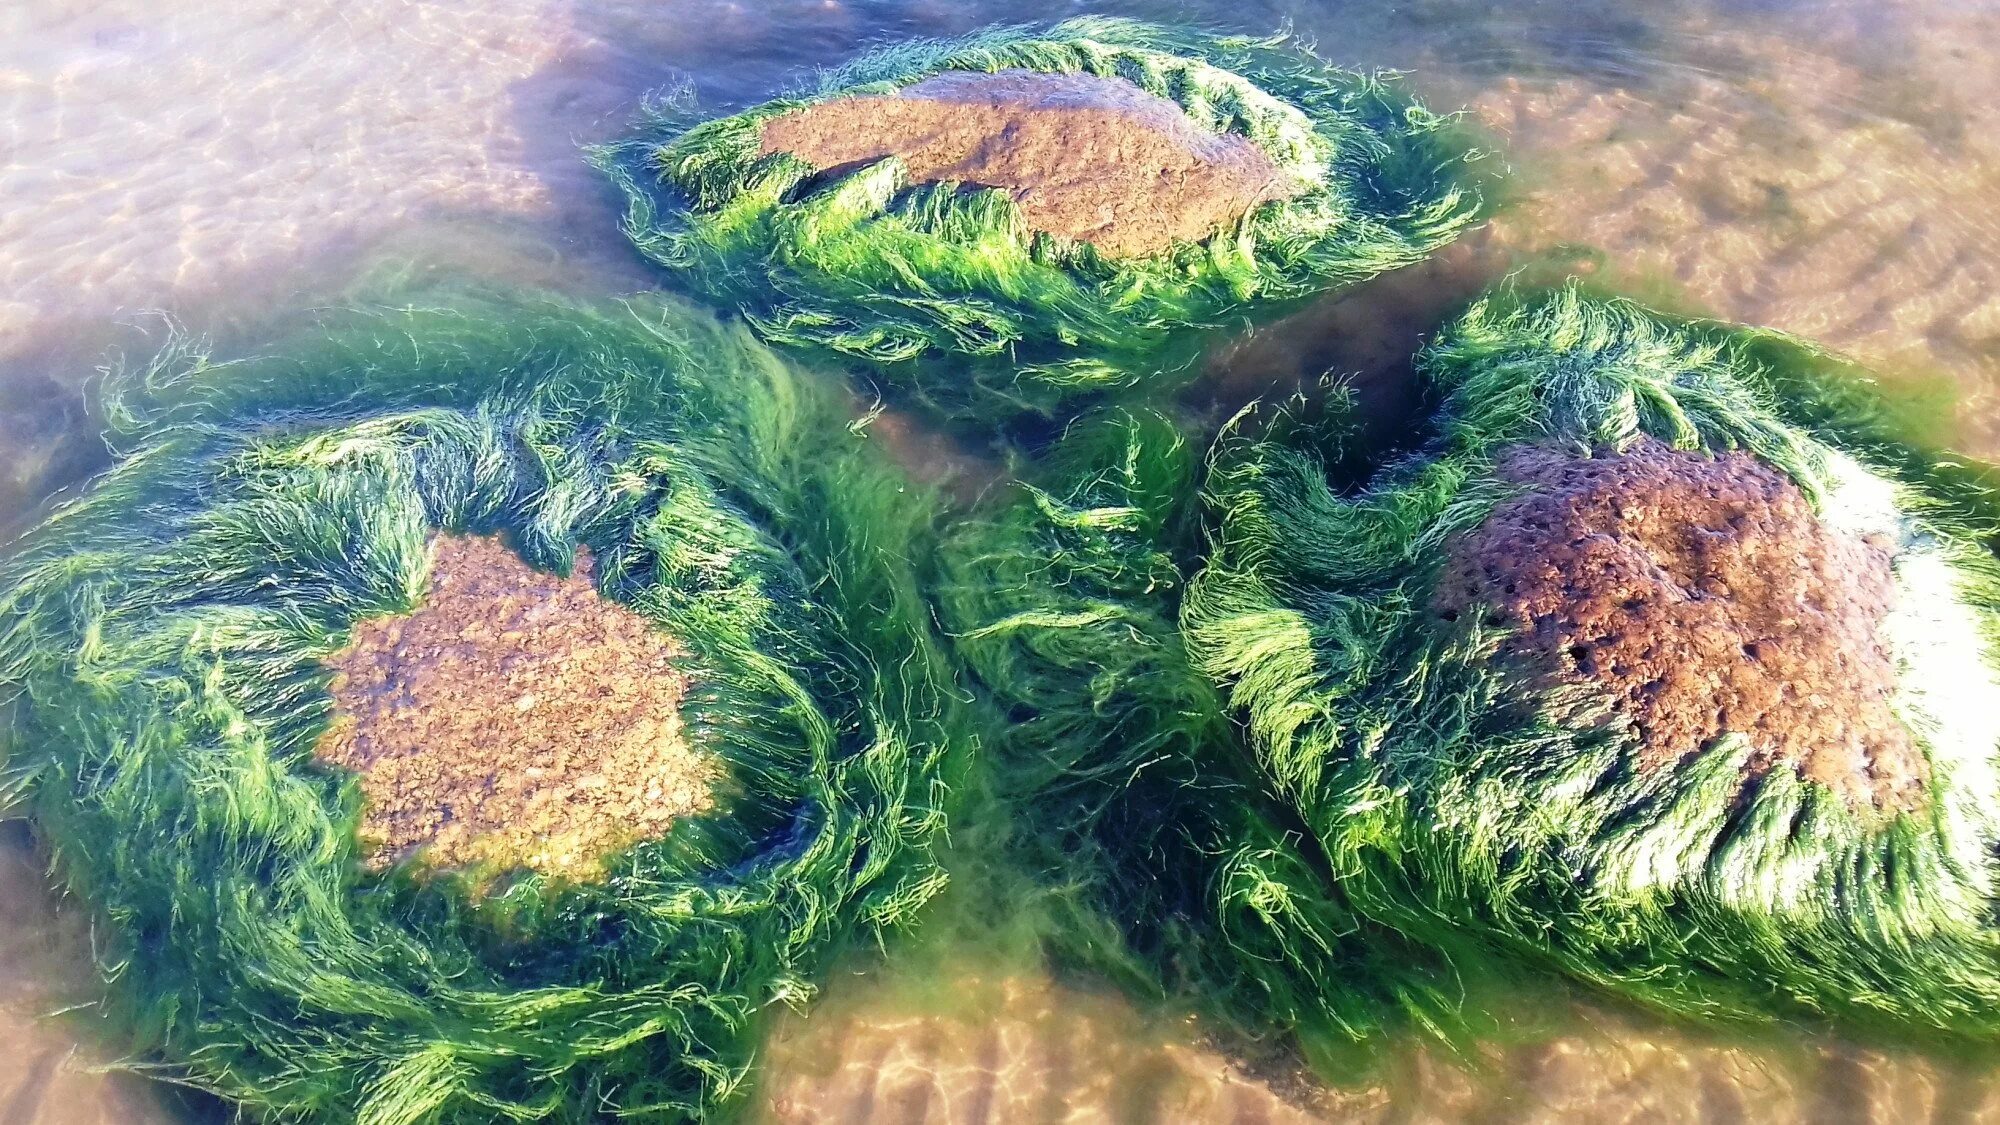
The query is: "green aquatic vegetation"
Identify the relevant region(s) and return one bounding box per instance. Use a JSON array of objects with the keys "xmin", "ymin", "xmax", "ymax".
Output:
[
  {"xmin": 0, "ymin": 295, "xmax": 968, "ymax": 1122},
  {"xmin": 934, "ymin": 408, "xmax": 1503, "ymax": 1071},
  {"xmin": 596, "ymin": 17, "xmax": 1488, "ymax": 423},
  {"xmin": 935, "ymin": 410, "xmax": 1222, "ymax": 962},
  {"xmin": 1185, "ymin": 285, "xmax": 2000, "ymax": 1039}
]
